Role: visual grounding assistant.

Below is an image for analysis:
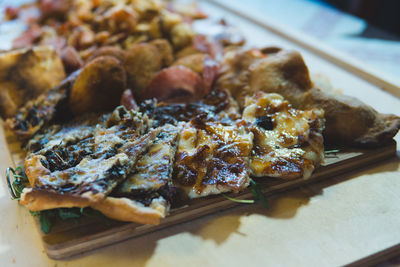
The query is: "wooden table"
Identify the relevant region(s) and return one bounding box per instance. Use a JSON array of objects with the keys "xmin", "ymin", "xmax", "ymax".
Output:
[{"xmin": 0, "ymin": 1, "xmax": 399, "ymax": 266}]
